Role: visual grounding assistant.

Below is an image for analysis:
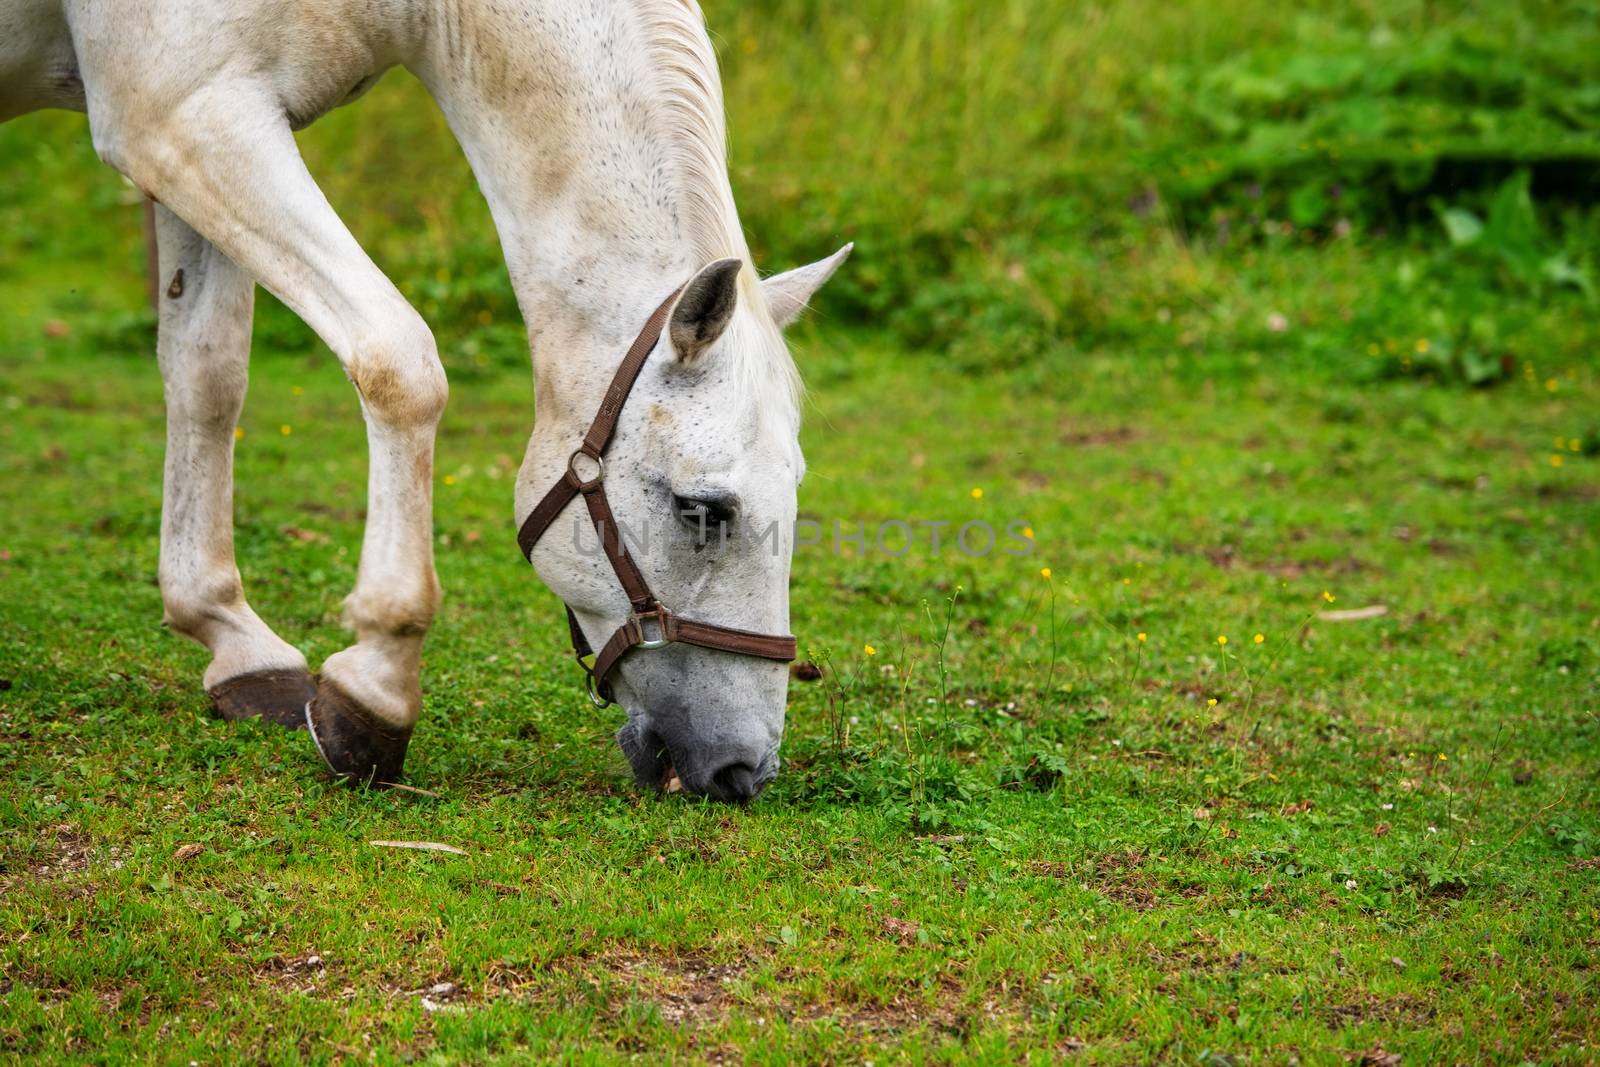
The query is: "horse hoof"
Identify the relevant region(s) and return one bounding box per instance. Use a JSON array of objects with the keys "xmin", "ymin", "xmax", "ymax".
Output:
[
  {"xmin": 208, "ymin": 668, "xmax": 316, "ymax": 729},
  {"xmin": 305, "ymin": 677, "xmax": 411, "ymax": 787}
]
